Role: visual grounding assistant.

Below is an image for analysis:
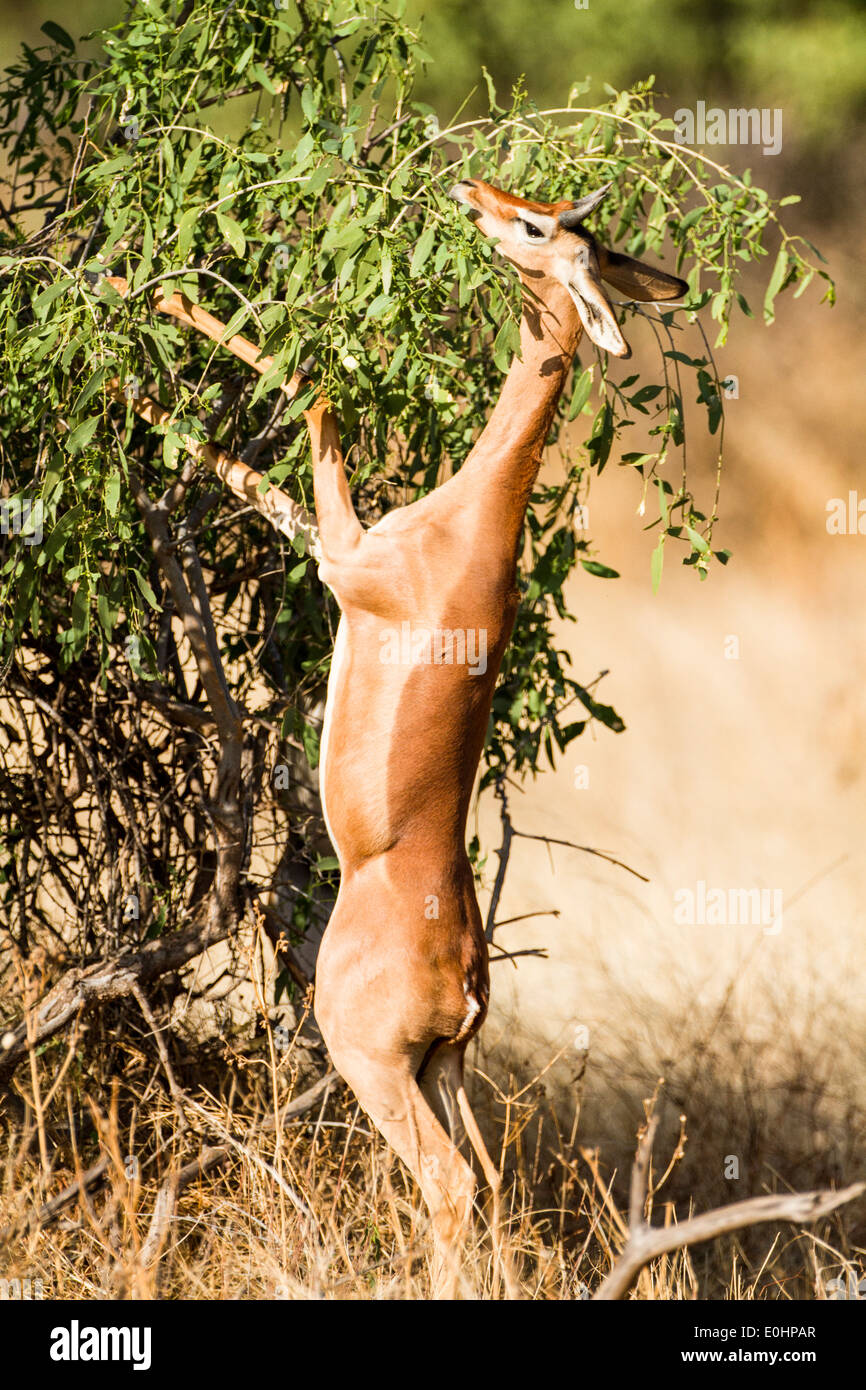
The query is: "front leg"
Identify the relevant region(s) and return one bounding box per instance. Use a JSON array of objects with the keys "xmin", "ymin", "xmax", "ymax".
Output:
[{"xmin": 303, "ymin": 398, "xmax": 363, "ymax": 562}]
